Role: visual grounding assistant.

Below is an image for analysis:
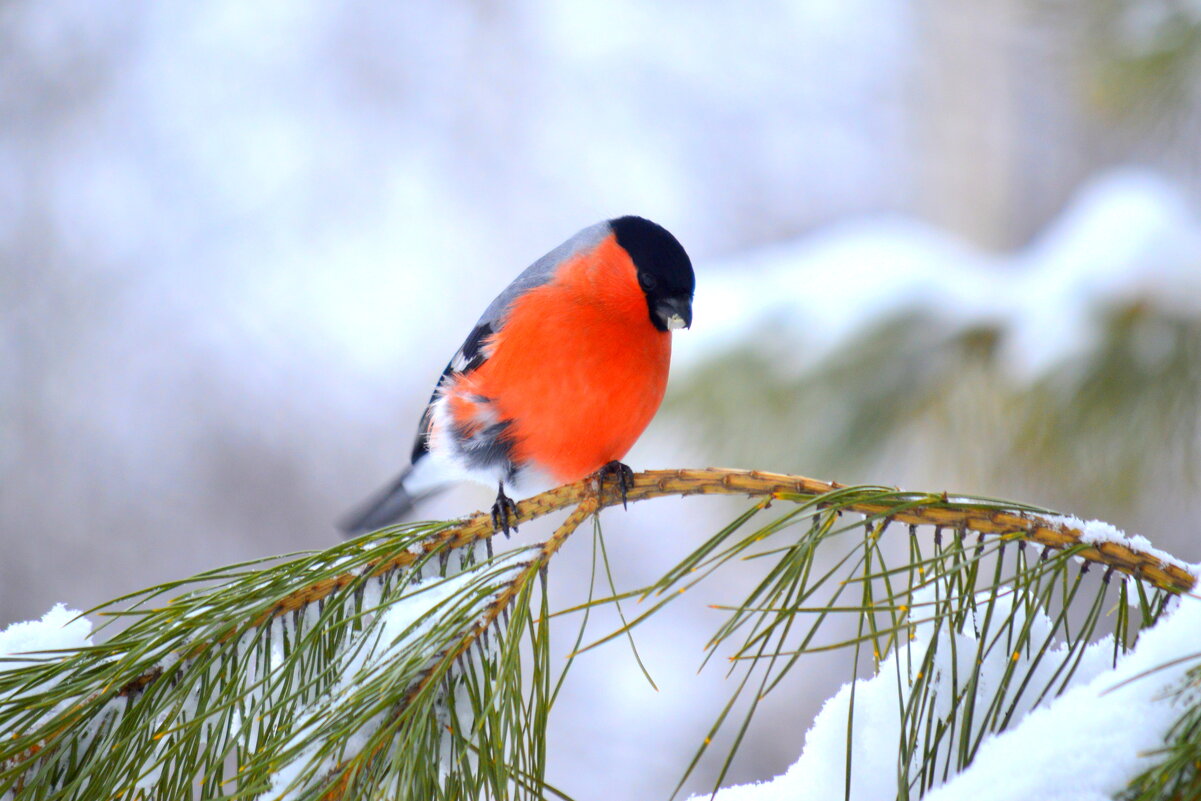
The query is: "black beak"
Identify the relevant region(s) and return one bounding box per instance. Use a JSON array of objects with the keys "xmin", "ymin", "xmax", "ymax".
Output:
[{"xmin": 654, "ymin": 297, "xmax": 692, "ymax": 331}]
